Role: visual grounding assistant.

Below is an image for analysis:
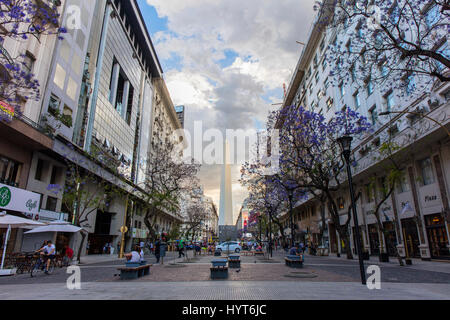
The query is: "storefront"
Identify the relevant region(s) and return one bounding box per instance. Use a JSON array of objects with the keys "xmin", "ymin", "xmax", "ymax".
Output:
[
  {"xmin": 368, "ymin": 224, "xmax": 380, "ymax": 255},
  {"xmin": 383, "ymin": 222, "xmax": 398, "ymax": 256},
  {"xmin": 401, "ymin": 218, "xmax": 421, "ymax": 258},
  {"xmin": 0, "ymin": 183, "xmax": 41, "ymax": 253},
  {"xmin": 425, "ymin": 214, "xmax": 450, "ymax": 259}
]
